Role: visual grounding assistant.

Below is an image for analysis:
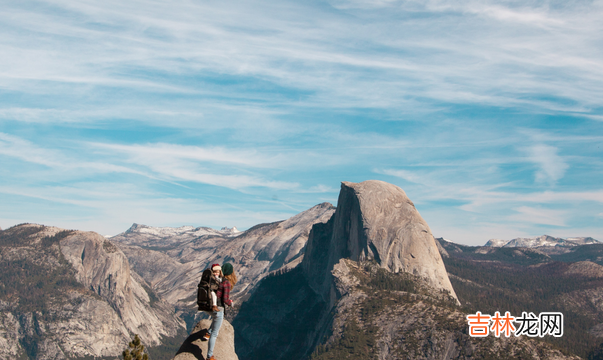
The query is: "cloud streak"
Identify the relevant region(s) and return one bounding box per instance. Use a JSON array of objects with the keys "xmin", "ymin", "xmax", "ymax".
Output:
[
  {"xmin": 510, "ymin": 206, "xmax": 567, "ymax": 227},
  {"xmin": 526, "ymin": 144, "xmax": 569, "ymax": 185},
  {"xmin": 1, "ymin": 0, "xmax": 602, "ymax": 244},
  {"xmin": 89, "ymin": 142, "xmax": 302, "ymax": 189},
  {"xmin": 0, "ymin": 132, "xmax": 141, "ymax": 175},
  {"xmin": 2, "ymin": 0, "xmax": 603, "ymax": 122},
  {"xmin": 0, "ymin": 133, "xmax": 301, "ymax": 190}
]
